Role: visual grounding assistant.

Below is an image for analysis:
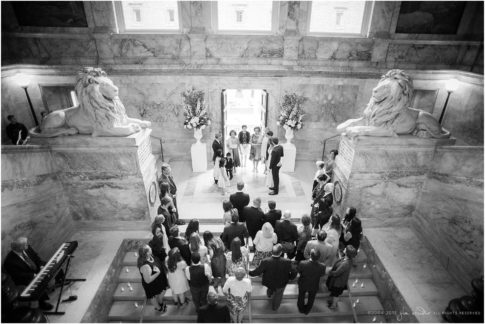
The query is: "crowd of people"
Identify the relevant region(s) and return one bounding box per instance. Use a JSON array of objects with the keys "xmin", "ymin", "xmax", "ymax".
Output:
[{"xmin": 138, "ymin": 158, "xmax": 363, "ymax": 323}]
